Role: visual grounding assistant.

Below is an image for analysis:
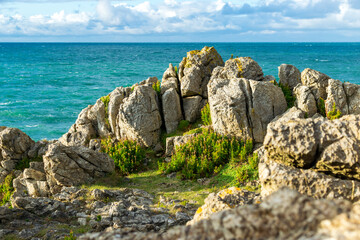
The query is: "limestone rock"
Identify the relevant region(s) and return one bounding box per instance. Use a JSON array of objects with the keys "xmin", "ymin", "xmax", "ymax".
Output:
[
  {"xmin": 43, "ymin": 143, "xmax": 114, "ymax": 194},
  {"xmin": 117, "ymin": 85, "xmax": 162, "ymax": 147},
  {"xmin": 278, "ymin": 64, "xmax": 301, "ymax": 90},
  {"xmin": 187, "ymin": 187, "xmax": 259, "ymax": 225},
  {"xmin": 325, "ymin": 79, "xmax": 349, "ymax": 115},
  {"xmin": 108, "ymin": 87, "xmax": 130, "ymax": 135},
  {"xmin": 211, "ymin": 57, "xmax": 264, "ymax": 81},
  {"xmin": 79, "ymin": 188, "xmax": 355, "ymax": 240},
  {"xmin": 343, "ymin": 82, "xmax": 360, "ymax": 115},
  {"xmin": 208, "ymin": 77, "xmax": 287, "ymax": 143},
  {"xmin": 162, "ymin": 88, "xmax": 183, "ymax": 134},
  {"xmin": 301, "ymin": 68, "xmax": 331, "ymax": 101},
  {"xmin": 161, "ymin": 63, "xmax": 179, "ymax": 94},
  {"xmin": 182, "ymin": 96, "xmax": 203, "ymax": 123},
  {"xmin": 271, "ymin": 106, "xmax": 305, "ymax": 123},
  {"xmin": 179, "ymin": 46, "xmax": 224, "ymax": 98},
  {"xmin": 293, "ymin": 84, "xmax": 318, "ymax": 117},
  {"xmin": 259, "ymin": 156, "xmax": 360, "ymax": 201},
  {"xmin": 165, "ymin": 133, "xmax": 199, "ymax": 157}
]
